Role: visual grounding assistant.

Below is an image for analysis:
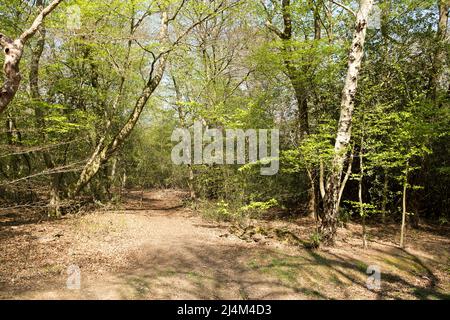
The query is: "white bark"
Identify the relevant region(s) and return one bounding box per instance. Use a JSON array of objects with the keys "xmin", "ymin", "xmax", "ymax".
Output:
[
  {"xmin": 337, "ymin": 144, "xmax": 355, "ymax": 209},
  {"xmin": 359, "ymin": 138, "xmax": 367, "ymax": 249},
  {"xmin": 400, "ymin": 163, "xmax": 409, "ymax": 248},
  {"xmin": 321, "ymin": 0, "xmax": 374, "ymax": 244},
  {"xmin": 0, "ymin": 0, "xmax": 63, "ymax": 114},
  {"xmin": 432, "ymin": 0, "xmax": 449, "ymax": 98}
]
